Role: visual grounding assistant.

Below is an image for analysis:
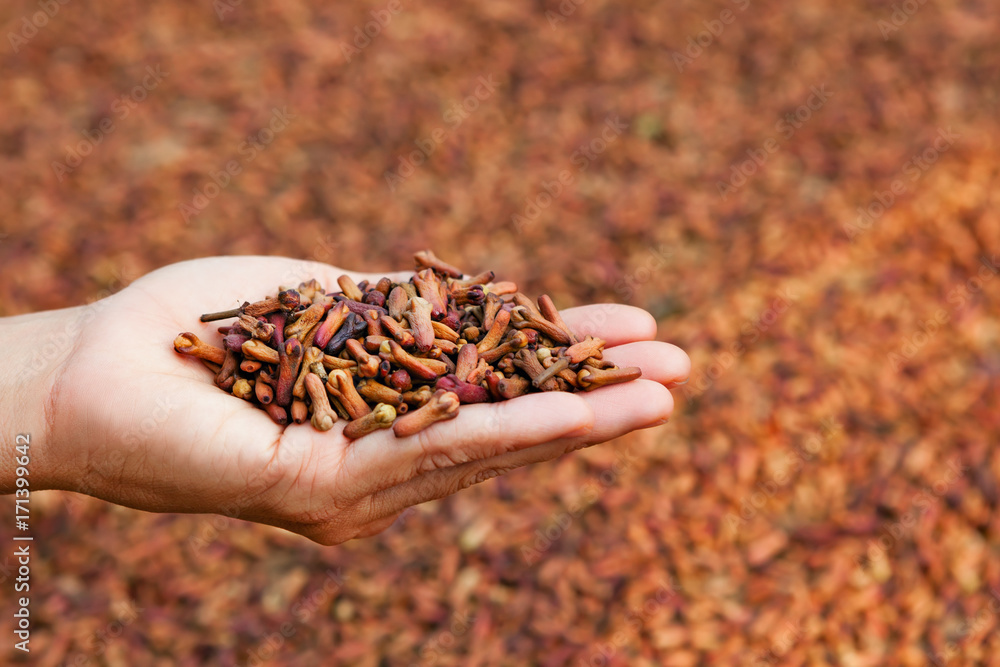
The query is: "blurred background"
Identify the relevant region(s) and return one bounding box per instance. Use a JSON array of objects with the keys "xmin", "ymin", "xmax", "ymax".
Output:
[{"xmin": 2, "ymin": 0, "xmax": 999, "ymax": 664}]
